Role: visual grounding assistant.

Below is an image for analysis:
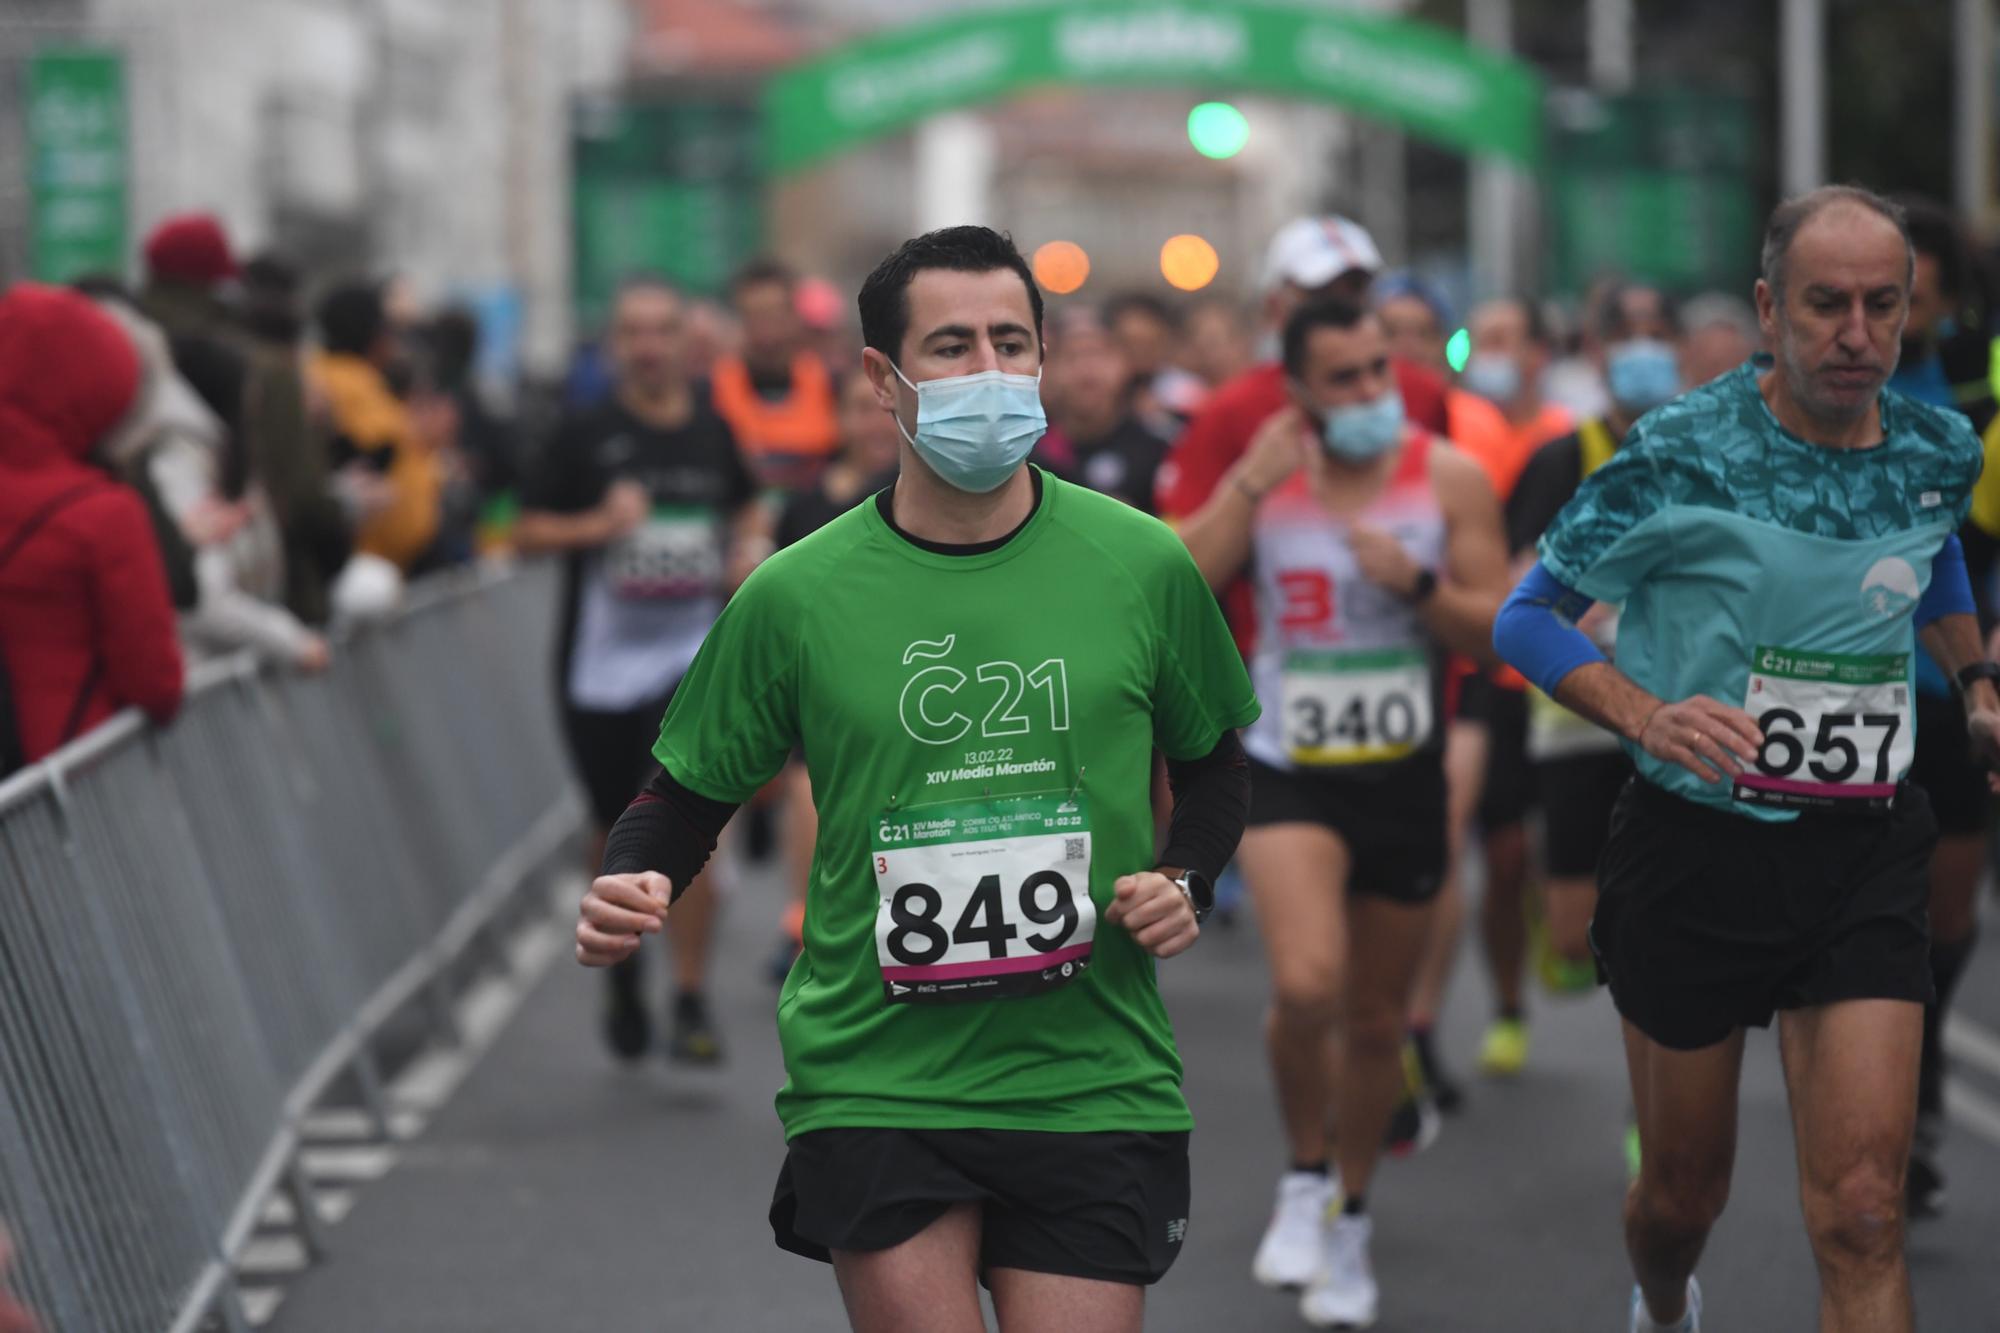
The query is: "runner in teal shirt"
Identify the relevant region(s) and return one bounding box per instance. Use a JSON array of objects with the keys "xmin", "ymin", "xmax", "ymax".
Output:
[
  {"xmin": 1534, "ymin": 357, "xmax": 1977, "ymax": 820},
  {"xmin": 1495, "ymin": 186, "xmax": 2000, "ymax": 1333}
]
